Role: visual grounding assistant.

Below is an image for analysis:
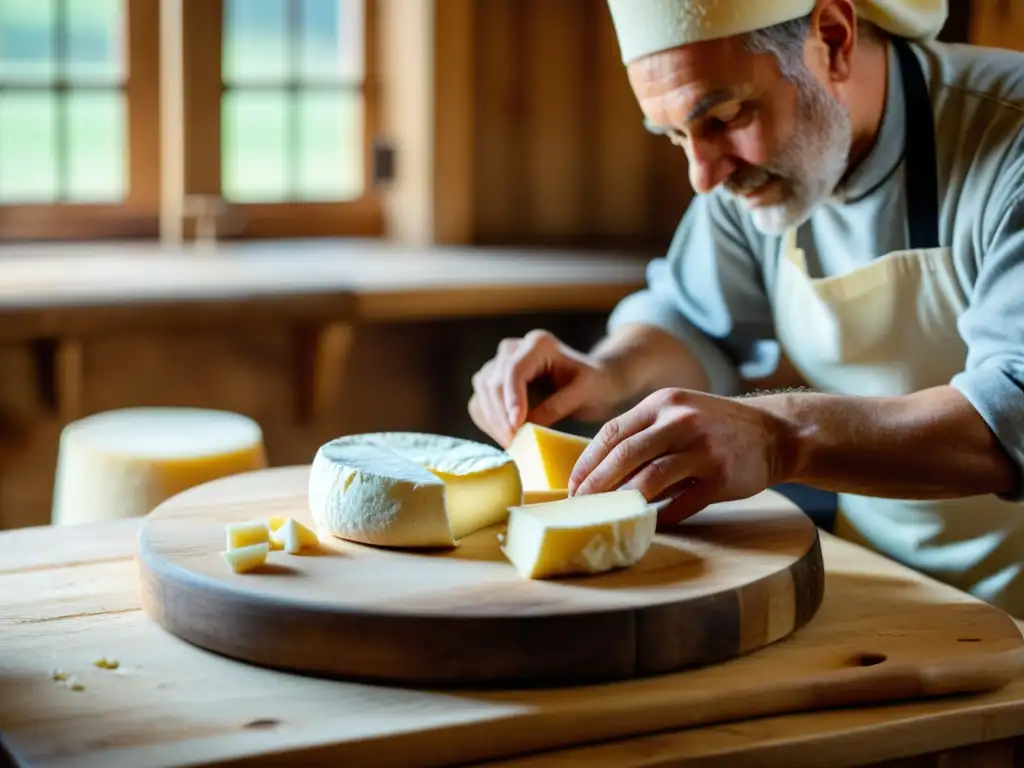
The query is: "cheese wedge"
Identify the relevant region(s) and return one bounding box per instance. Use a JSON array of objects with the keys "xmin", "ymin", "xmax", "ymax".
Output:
[
  {"xmin": 273, "ymin": 517, "xmax": 320, "ymax": 554},
  {"xmin": 507, "ymin": 423, "xmax": 590, "ymax": 491},
  {"xmin": 52, "ymin": 407, "xmax": 266, "ymax": 526},
  {"xmin": 523, "ymin": 488, "xmax": 569, "ymax": 504},
  {"xmin": 225, "ymin": 520, "xmax": 271, "ymax": 550},
  {"xmin": 221, "ymin": 542, "xmax": 270, "ymax": 573},
  {"xmin": 501, "ymin": 489, "xmax": 657, "ymax": 579},
  {"xmin": 308, "ymin": 432, "xmax": 524, "ymax": 548}
]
